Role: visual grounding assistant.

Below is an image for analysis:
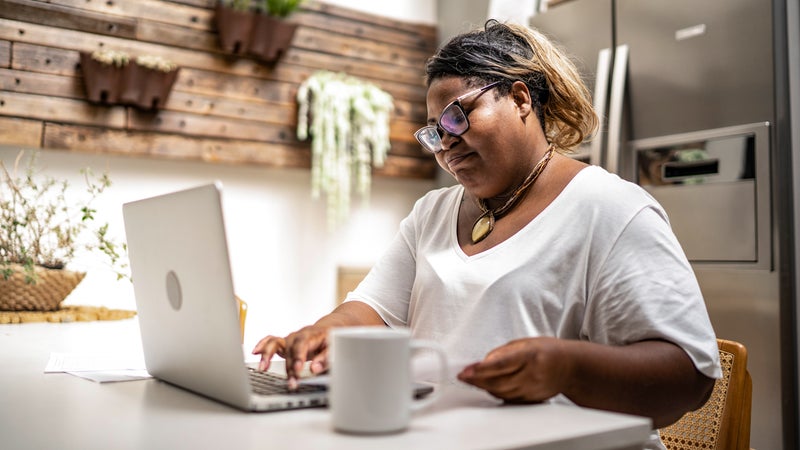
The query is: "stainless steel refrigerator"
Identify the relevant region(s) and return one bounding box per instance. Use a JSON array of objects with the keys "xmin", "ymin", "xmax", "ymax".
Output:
[{"xmin": 531, "ymin": 1, "xmax": 798, "ymax": 449}]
